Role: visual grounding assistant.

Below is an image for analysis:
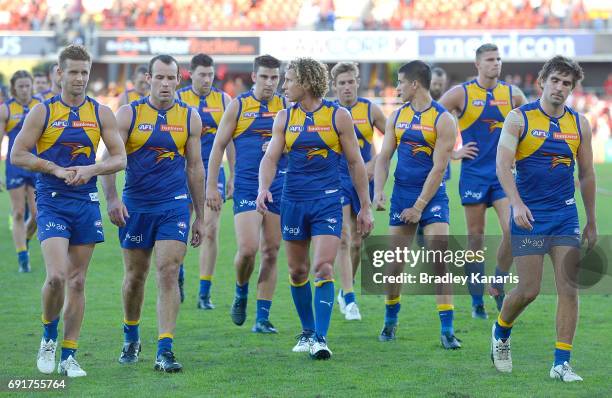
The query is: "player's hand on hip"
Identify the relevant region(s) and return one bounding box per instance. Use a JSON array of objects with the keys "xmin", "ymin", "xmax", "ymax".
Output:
[
  {"xmin": 582, "ymin": 222, "xmax": 598, "ymax": 250},
  {"xmin": 356, "ymin": 207, "xmax": 374, "ymax": 238},
  {"xmin": 206, "ymin": 188, "xmax": 222, "ymax": 212},
  {"xmin": 511, "ymin": 201, "xmax": 534, "ymax": 231},
  {"xmin": 400, "ymin": 207, "xmax": 422, "ymax": 224},
  {"xmin": 190, "ymin": 216, "xmax": 204, "ymax": 248},
  {"xmin": 107, "ymin": 198, "xmax": 129, "ymax": 227},
  {"xmin": 65, "ymin": 165, "xmax": 95, "ymax": 186},
  {"xmin": 452, "ymin": 142, "xmax": 479, "ymax": 160},
  {"xmin": 226, "ymin": 177, "xmax": 234, "ymax": 200},
  {"xmin": 256, "ymin": 189, "xmax": 272, "ymax": 214},
  {"xmin": 373, "ymin": 191, "xmax": 386, "ymax": 211}
]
